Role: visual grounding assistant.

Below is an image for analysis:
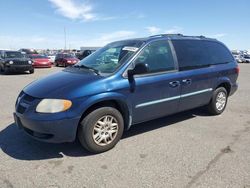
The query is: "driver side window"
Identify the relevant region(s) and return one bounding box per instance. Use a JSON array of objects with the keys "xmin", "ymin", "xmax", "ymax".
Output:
[{"xmin": 133, "ymin": 40, "xmax": 175, "ymax": 73}]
